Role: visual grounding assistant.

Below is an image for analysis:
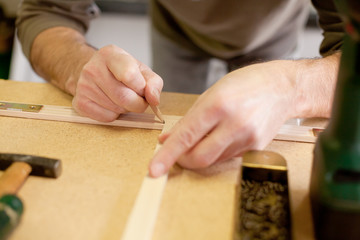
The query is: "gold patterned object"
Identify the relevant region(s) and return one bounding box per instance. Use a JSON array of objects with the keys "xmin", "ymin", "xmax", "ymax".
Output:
[{"xmin": 0, "ymin": 101, "xmax": 43, "ymax": 113}]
